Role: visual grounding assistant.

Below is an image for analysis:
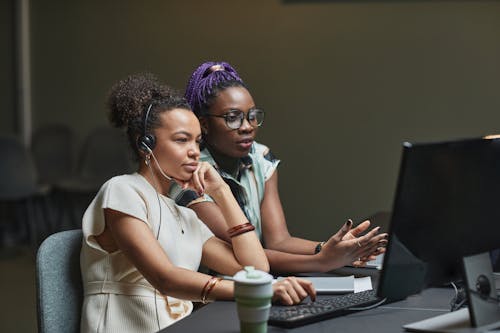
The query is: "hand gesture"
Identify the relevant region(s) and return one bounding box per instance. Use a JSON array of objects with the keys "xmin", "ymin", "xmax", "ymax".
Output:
[
  {"xmin": 342, "ymin": 220, "xmax": 387, "ymax": 267},
  {"xmin": 272, "ymin": 277, "xmax": 316, "ymax": 305},
  {"xmin": 318, "ymin": 220, "xmax": 387, "ymax": 271}
]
